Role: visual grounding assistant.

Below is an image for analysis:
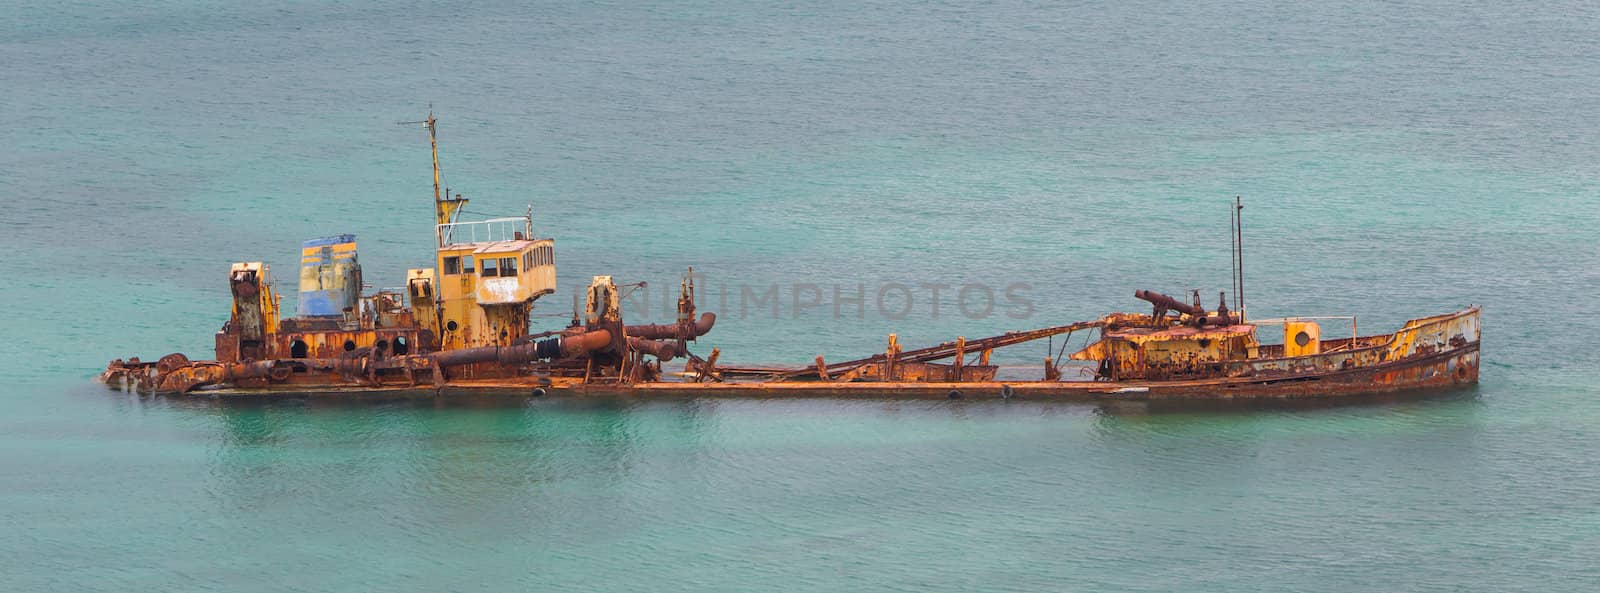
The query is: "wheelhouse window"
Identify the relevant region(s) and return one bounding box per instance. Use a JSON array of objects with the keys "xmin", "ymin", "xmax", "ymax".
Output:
[
  {"xmin": 443, "ymin": 256, "xmax": 461, "ymax": 275},
  {"xmin": 522, "ymin": 251, "xmax": 532, "ymax": 270},
  {"xmin": 462, "ymin": 256, "xmax": 474, "ymax": 274},
  {"xmin": 500, "ymin": 257, "xmax": 517, "ymax": 275},
  {"xmin": 480, "ymin": 258, "xmax": 499, "ymax": 277}
]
